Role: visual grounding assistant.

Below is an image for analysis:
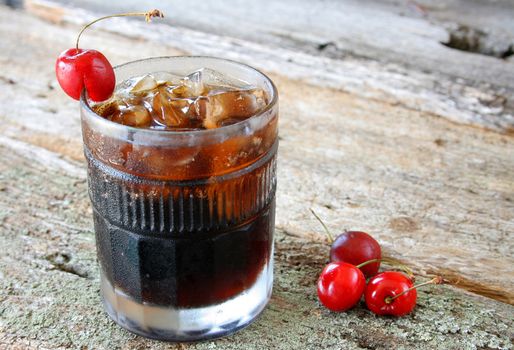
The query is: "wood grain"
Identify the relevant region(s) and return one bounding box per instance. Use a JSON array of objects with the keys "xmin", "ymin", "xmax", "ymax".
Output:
[
  {"xmin": 3, "ymin": 0, "xmax": 514, "ymax": 305},
  {"xmin": 45, "ymin": 0, "xmax": 514, "ymax": 132},
  {"xmin": 0, "ymin": 2, "xmax": 513, "ymax": 349},
  {"xmin": 0, "ymin": 134, "xmax": 512, "ymax": 349}
]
